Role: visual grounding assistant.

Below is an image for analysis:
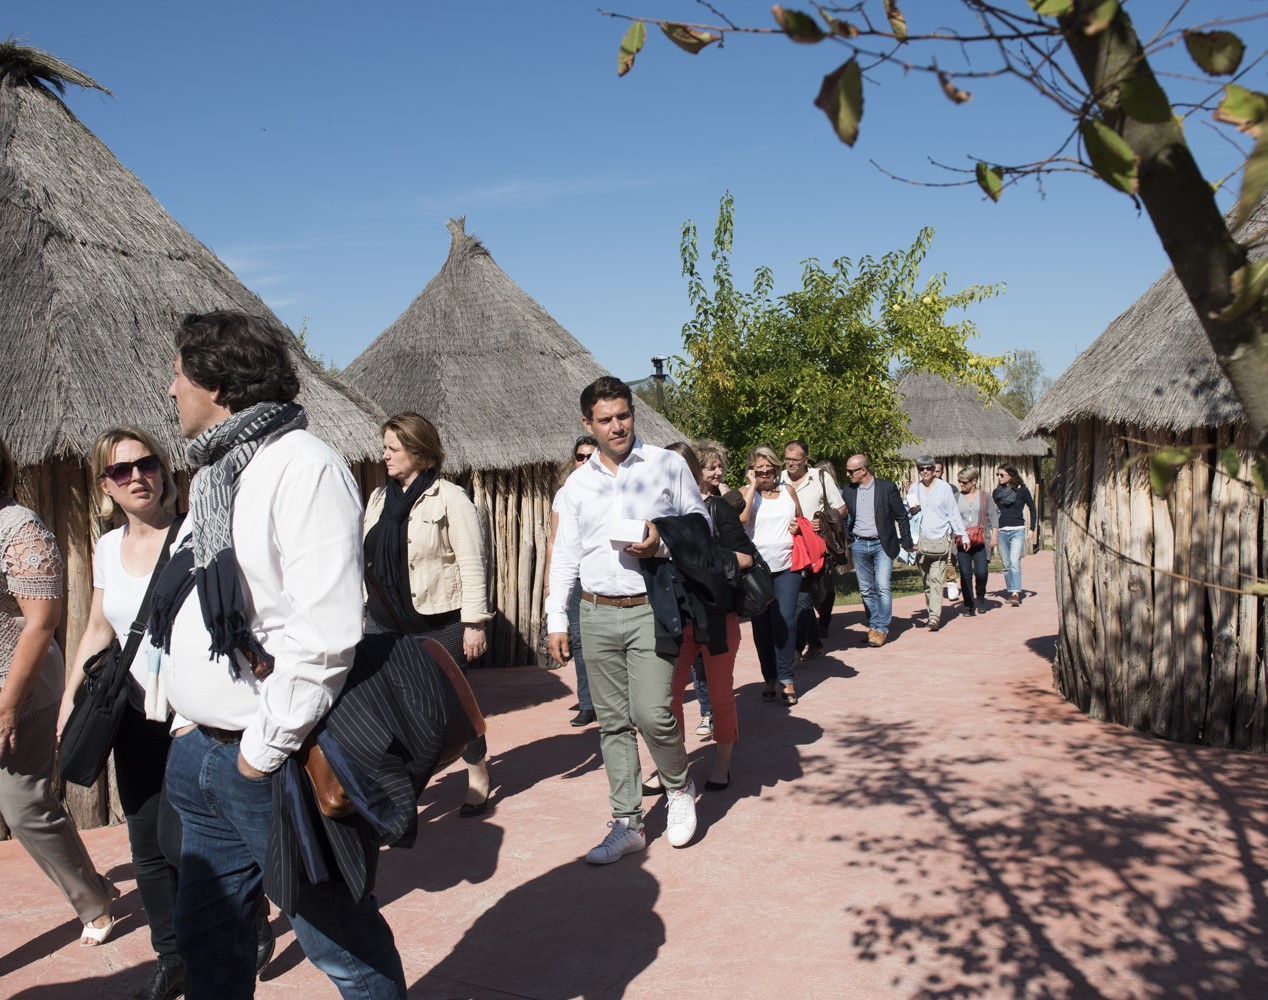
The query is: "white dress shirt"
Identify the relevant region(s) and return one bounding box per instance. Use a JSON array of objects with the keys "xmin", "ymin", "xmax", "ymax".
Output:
[
  {"xmin": 907, "ymin": 477, "xmax": 969, "ymax": 546},
  {"xmin": 780, "ymin": 469, "xmax": 844, "ymax": 514},
  {"xmin": 545, "ymin": 438, "xmax": 707, "ymax": 634},
  {"xmin": 162, "ymin": 428, "xmax": 365, "ymax": 773}
]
